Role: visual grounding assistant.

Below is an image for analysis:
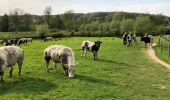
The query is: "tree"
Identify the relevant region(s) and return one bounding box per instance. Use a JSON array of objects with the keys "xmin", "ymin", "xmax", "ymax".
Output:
[
  {"xmin": 36, "ymin": 24, "xmax": 49, "ymax": 39},
  {"xmin": 120, "ymin": 19, "xmax": 134, "ymax": 33},
  {"xmin": 9, "ymin": 8, "xmax": 24, "ymax": 32},
  {"xmin": 134, "ymin": 16, "xmax": 154, "ymax": 35},
  {"xmin": 1, "ymin": 14, "xmax": 9, "ymax": 32},
  {"xmin": 63, "ymin": 10, "xmax": 74, "ymax": 31},
  {"xmin": 18, "ymin": 13, "xmax": 33, "ymax": 31},
  {"xmin": 109, "ymin": 21, "xmax": 120, "ymax": 36},
  {"xmin": 49, "ymin": 15, "xmax": 64, "ymax": 29},
  {"xmin": 44, "ymin": 6, "xmax": 52, "ymax": 26}
]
